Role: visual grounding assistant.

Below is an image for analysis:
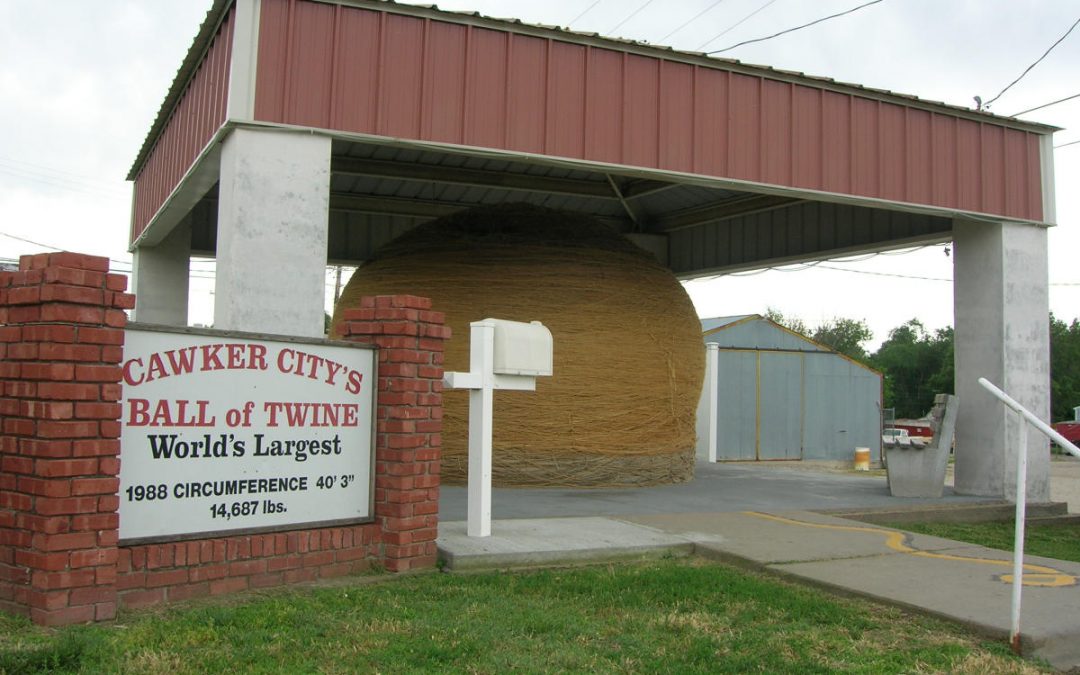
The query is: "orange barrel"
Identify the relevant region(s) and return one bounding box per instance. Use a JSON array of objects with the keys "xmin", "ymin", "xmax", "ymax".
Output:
[{"xmin": 853, "ymin": 447, "xmax": 871, "ymax": 471}]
